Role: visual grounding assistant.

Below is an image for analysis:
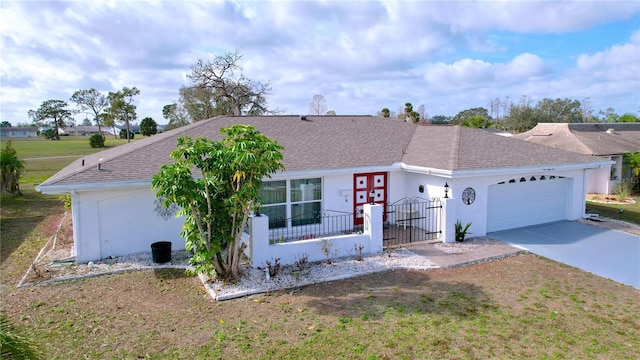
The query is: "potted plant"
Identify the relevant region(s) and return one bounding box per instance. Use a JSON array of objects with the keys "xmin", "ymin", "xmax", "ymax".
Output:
[{"xmin": 455, "ymin": 220, "xmax": 472, "ymax": 242}]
